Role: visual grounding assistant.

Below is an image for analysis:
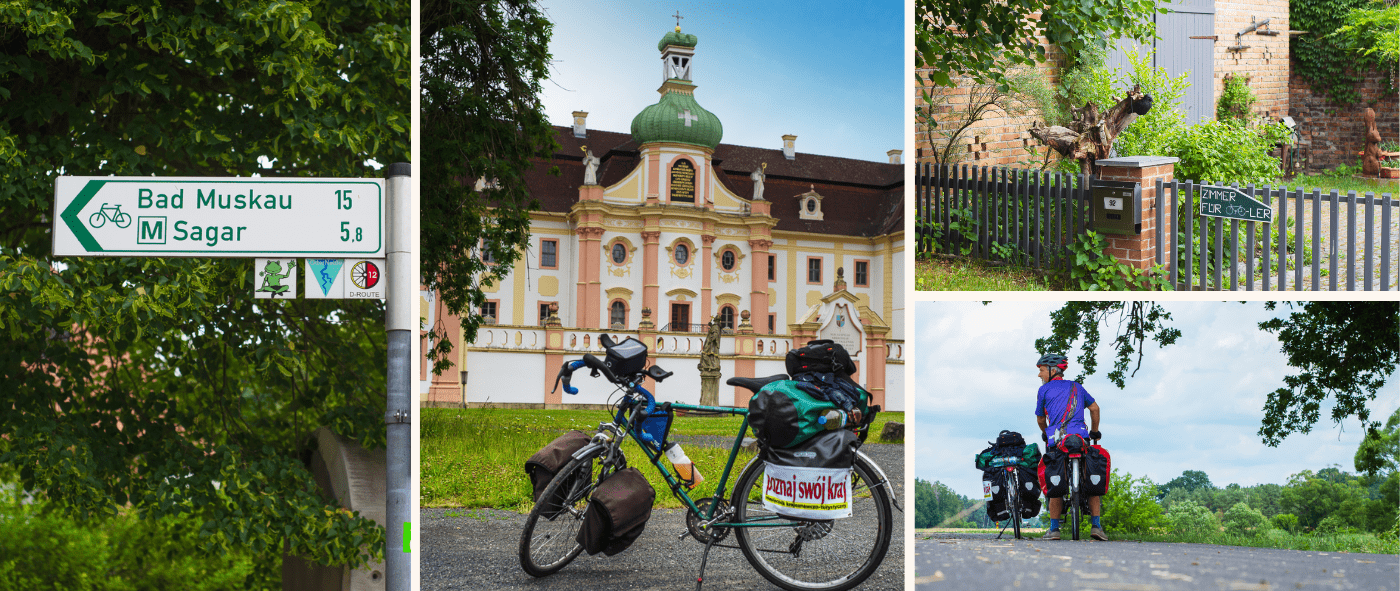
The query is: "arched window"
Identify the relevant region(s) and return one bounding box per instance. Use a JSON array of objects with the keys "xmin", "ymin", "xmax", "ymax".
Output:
[
  {"xmin": 719, "ymin": 305, "xmax": 735, "ymax": 330},
  {"xmin": 610, "ymin": 301, "xmax": 627, "ymax": 329}
]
